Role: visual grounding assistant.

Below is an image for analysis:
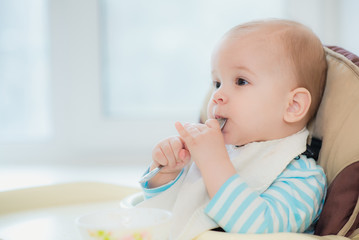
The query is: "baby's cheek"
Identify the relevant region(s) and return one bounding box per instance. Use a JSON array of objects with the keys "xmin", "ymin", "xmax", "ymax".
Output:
[
  {"xmin": 206, "ymin": 102, "xmax": 215, "ymax": 119},
  {"xmin": 222, "ymin": 132, "xmax": 231, "ymax": 145}
]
